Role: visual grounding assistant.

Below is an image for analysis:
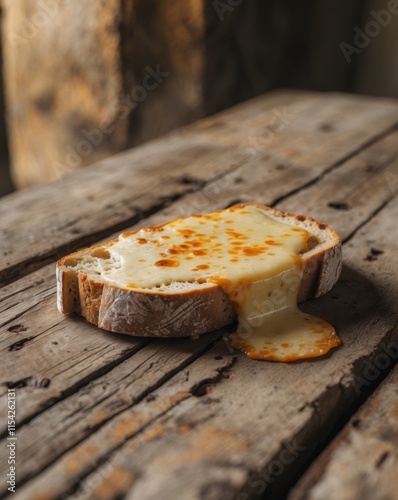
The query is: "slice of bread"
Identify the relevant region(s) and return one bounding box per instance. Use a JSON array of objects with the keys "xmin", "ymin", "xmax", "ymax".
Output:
[{"xmin": 56, "ymin": 203, "xmax": 342, "ymax": 338}]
